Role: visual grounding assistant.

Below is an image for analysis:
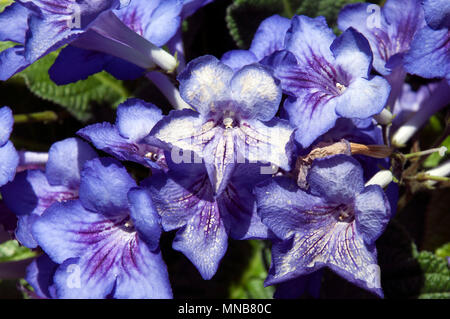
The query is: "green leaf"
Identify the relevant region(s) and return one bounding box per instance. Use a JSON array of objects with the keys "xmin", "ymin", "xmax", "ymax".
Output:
[
  {"xmin": 226, "ymin": 0, "xmax": 360, "ymax": 49},
  {"xmin": 435, "ymin": 243, "xmax": 450, "ymax": 260},
  {"xmin": 377, "ymin": 220, "xmax": 450, "ymax": 299},
  {"xmin": 0, "ymin": 0, "xmax": 14, "ymax": 13},
  {"xmin": 0, "ymin": 240, "xmax": 36, "ymax": 263},
  {"xmin": 0, "ymin": 41, "xmax": 17, "ymax": 52},
  {"xmin": 423, "ymin": 135, "xmax": 450, "ymax": 168},
  {"xmin": 229, "ymin": 240, "xmax": 274, "ymax": 299},
  {"xmin": 413, "ymin": 250, "xmax": 450, "ymax": 299},
  {"xmin": 15, "ymin": 50, "xmax": 130, "ymax": 122}
]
